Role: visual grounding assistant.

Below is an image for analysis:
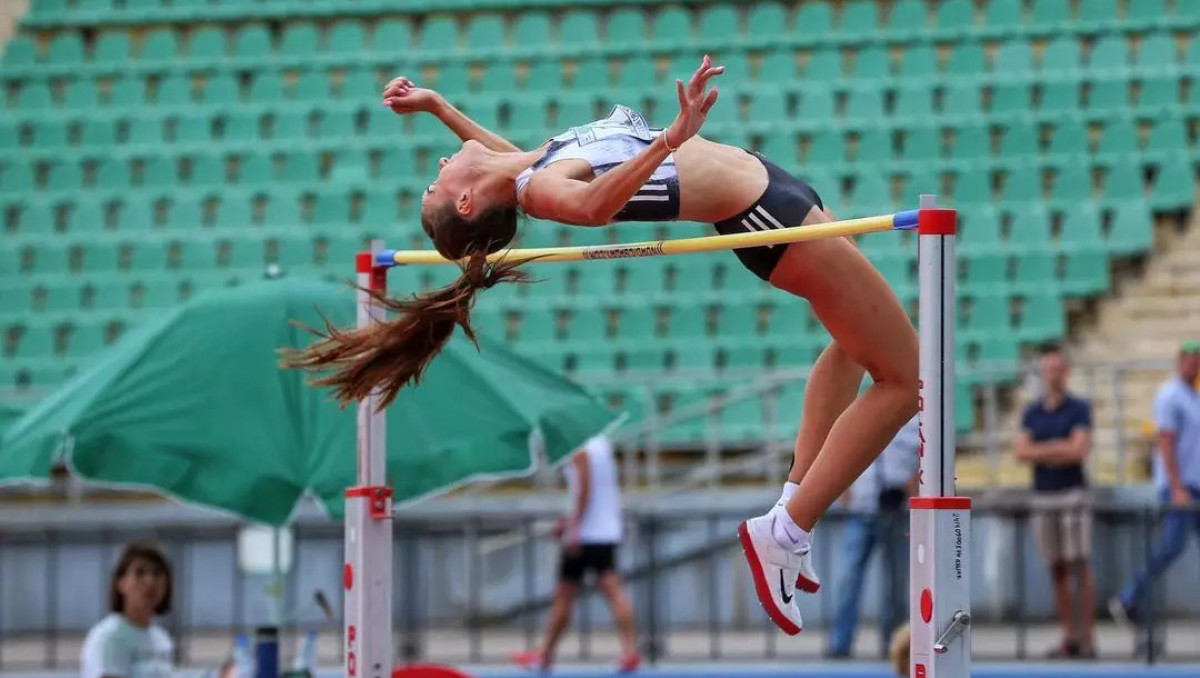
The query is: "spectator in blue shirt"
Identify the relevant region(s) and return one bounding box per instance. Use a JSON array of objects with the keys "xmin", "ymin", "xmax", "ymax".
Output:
[
  {"xmin": 1016, "ymin": 344, "xmax": 1095, "ymax": 659},
  {"xmin": 1110, "ymin": 341, "xmax": 1200, "ymax": 628}
]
